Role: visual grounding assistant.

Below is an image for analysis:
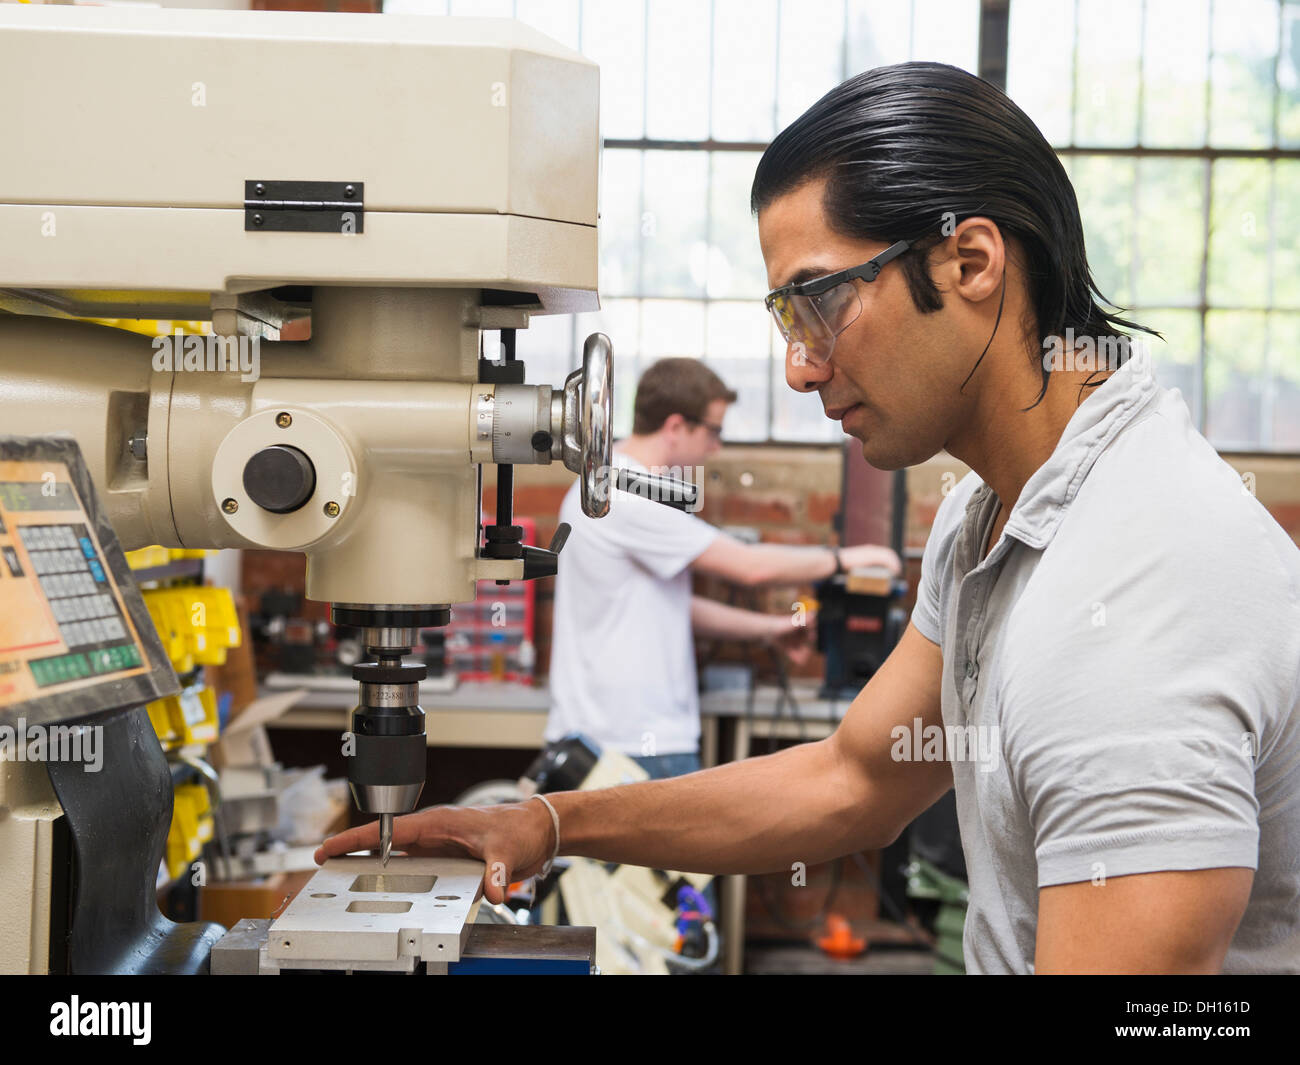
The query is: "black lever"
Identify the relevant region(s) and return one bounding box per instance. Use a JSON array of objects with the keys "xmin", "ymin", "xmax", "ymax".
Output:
[
  {"xmin": 614, "ymin": 468, "xmax": 699, "ymax": 511},
  {"xmin": 520, "ymin": 522, "xmax": 572, "ymax": 581}
]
